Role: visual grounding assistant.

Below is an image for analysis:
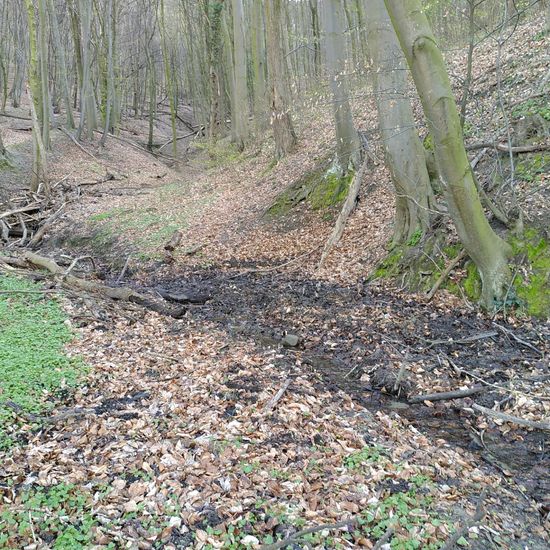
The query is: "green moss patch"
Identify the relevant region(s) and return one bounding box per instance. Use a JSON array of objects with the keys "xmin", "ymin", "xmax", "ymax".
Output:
[
  {"xmin": 0, "ymin": 275, "xmax": 83, "ymax": 450},
  {"xmin": 511, "ymin": 228, "xmax": 550, "ymax": 318},
  {"xmin": 266, "ymin": 158, "xmax": 353, "ymax": 218}
]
